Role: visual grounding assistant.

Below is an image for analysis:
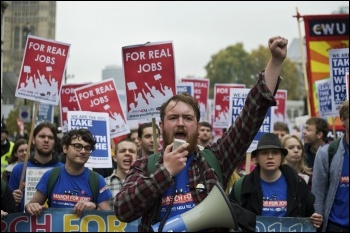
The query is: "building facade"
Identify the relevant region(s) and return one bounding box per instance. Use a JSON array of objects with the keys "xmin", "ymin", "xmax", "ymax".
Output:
[{"xmin": 2, "ymin": 1, "xmax": 56, "ymax": 105}]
